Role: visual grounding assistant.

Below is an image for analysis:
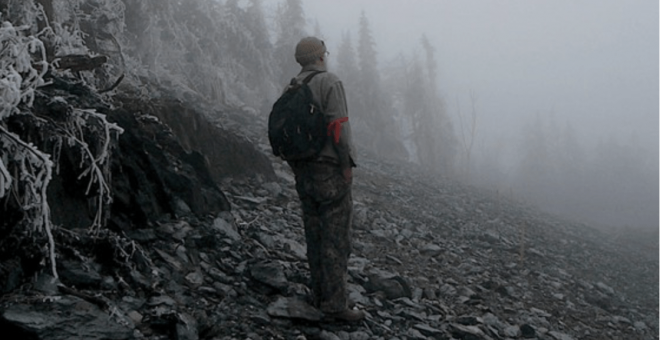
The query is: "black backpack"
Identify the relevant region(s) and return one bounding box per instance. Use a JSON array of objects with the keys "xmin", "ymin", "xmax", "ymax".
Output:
[{"xmin": 268, "ymin": 71, "xmax": 326, "ymax": 161}]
